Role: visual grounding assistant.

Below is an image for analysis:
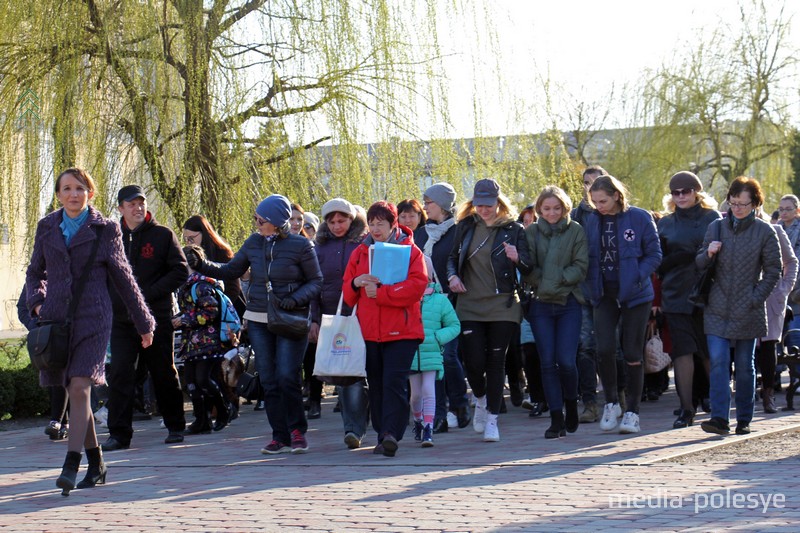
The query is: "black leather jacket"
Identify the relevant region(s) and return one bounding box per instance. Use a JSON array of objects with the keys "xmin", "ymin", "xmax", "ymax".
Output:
[{"xmin": 446, "ymin": 215, "xmax": 532, "ymax": 295}]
